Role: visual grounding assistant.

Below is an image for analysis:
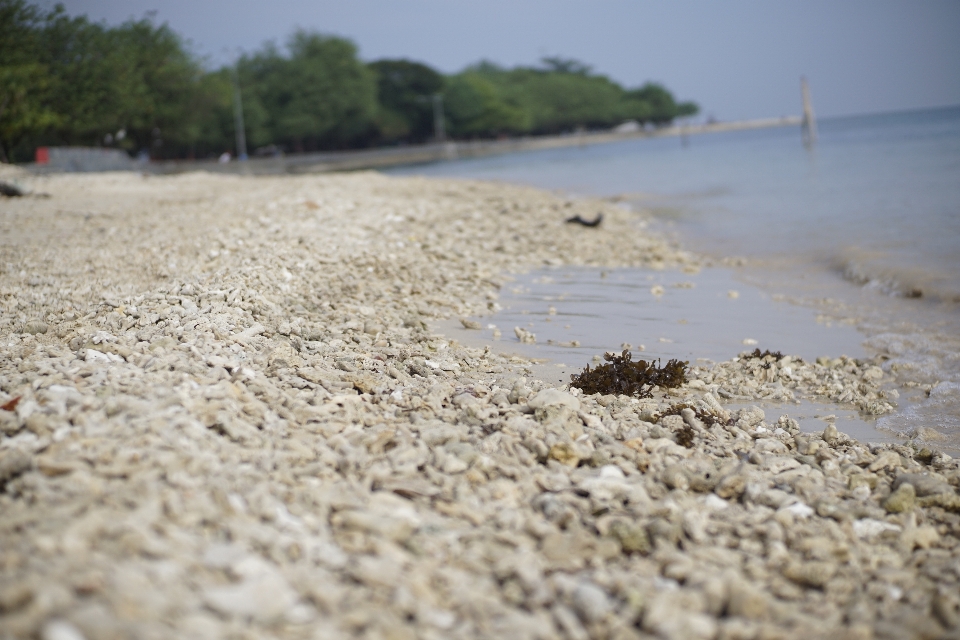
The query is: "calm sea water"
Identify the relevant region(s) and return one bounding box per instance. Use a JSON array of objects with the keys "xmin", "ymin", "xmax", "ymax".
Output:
[
  {"xmin": 390, "ymin": 106, "xmax": 960, "ymax": 445},
  {"xmin": 395, "ymin": 106, "xmax": 960, "ymax": 302}
]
